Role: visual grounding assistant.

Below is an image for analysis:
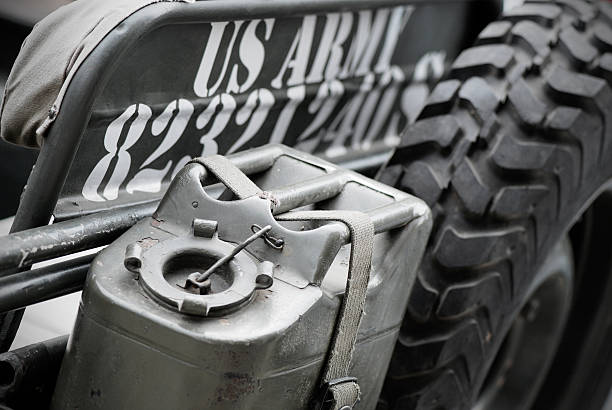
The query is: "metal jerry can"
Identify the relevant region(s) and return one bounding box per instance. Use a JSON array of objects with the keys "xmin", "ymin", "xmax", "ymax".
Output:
[{"xmin": 51, "ymin": 145, "xmax": 431, "ymax": 409}]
